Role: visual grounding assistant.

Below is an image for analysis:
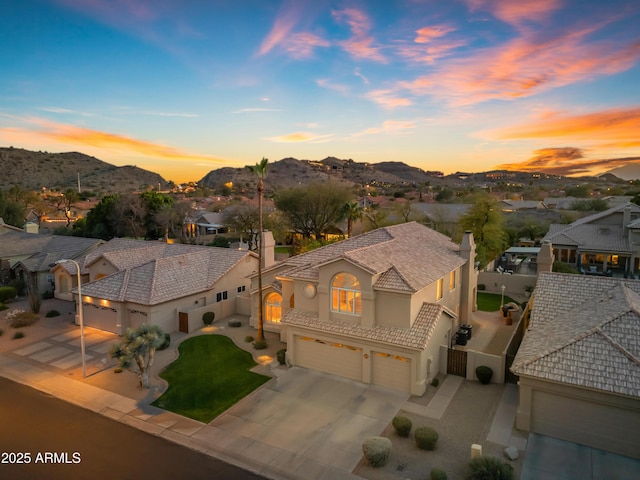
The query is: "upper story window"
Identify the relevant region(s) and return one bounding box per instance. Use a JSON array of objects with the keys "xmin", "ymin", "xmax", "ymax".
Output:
[
  {"xmin": 436, "ymin": 277, "xmax": 444, "ymax": 300},
  {"xmin": 265, "ymin": 292, "xmax": 282, "ymax": 323},
  {"xmin": 449, "ymin": 270, "xmax": 456, "ymax": 291},
  {"xmin": 331, "ymin": 273, "xmax": 362, "ymax": 315}
]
